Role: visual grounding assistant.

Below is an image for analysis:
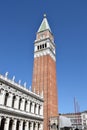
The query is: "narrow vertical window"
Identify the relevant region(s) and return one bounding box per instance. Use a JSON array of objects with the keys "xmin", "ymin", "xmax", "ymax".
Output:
[
  {"xmin": 45, "ymin": 43, "xmax": 47, "ymax": 48},
  {"xmin": 37, "ymin": 46, "xmax": 39, "ymax": 50},
  {"xmin": 42, "ymin": 44, "xmax": 44, "ymax": 48},
  {"xmin": 40, "ymin": 45, "xmax": 42, "ymax": 49}
]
